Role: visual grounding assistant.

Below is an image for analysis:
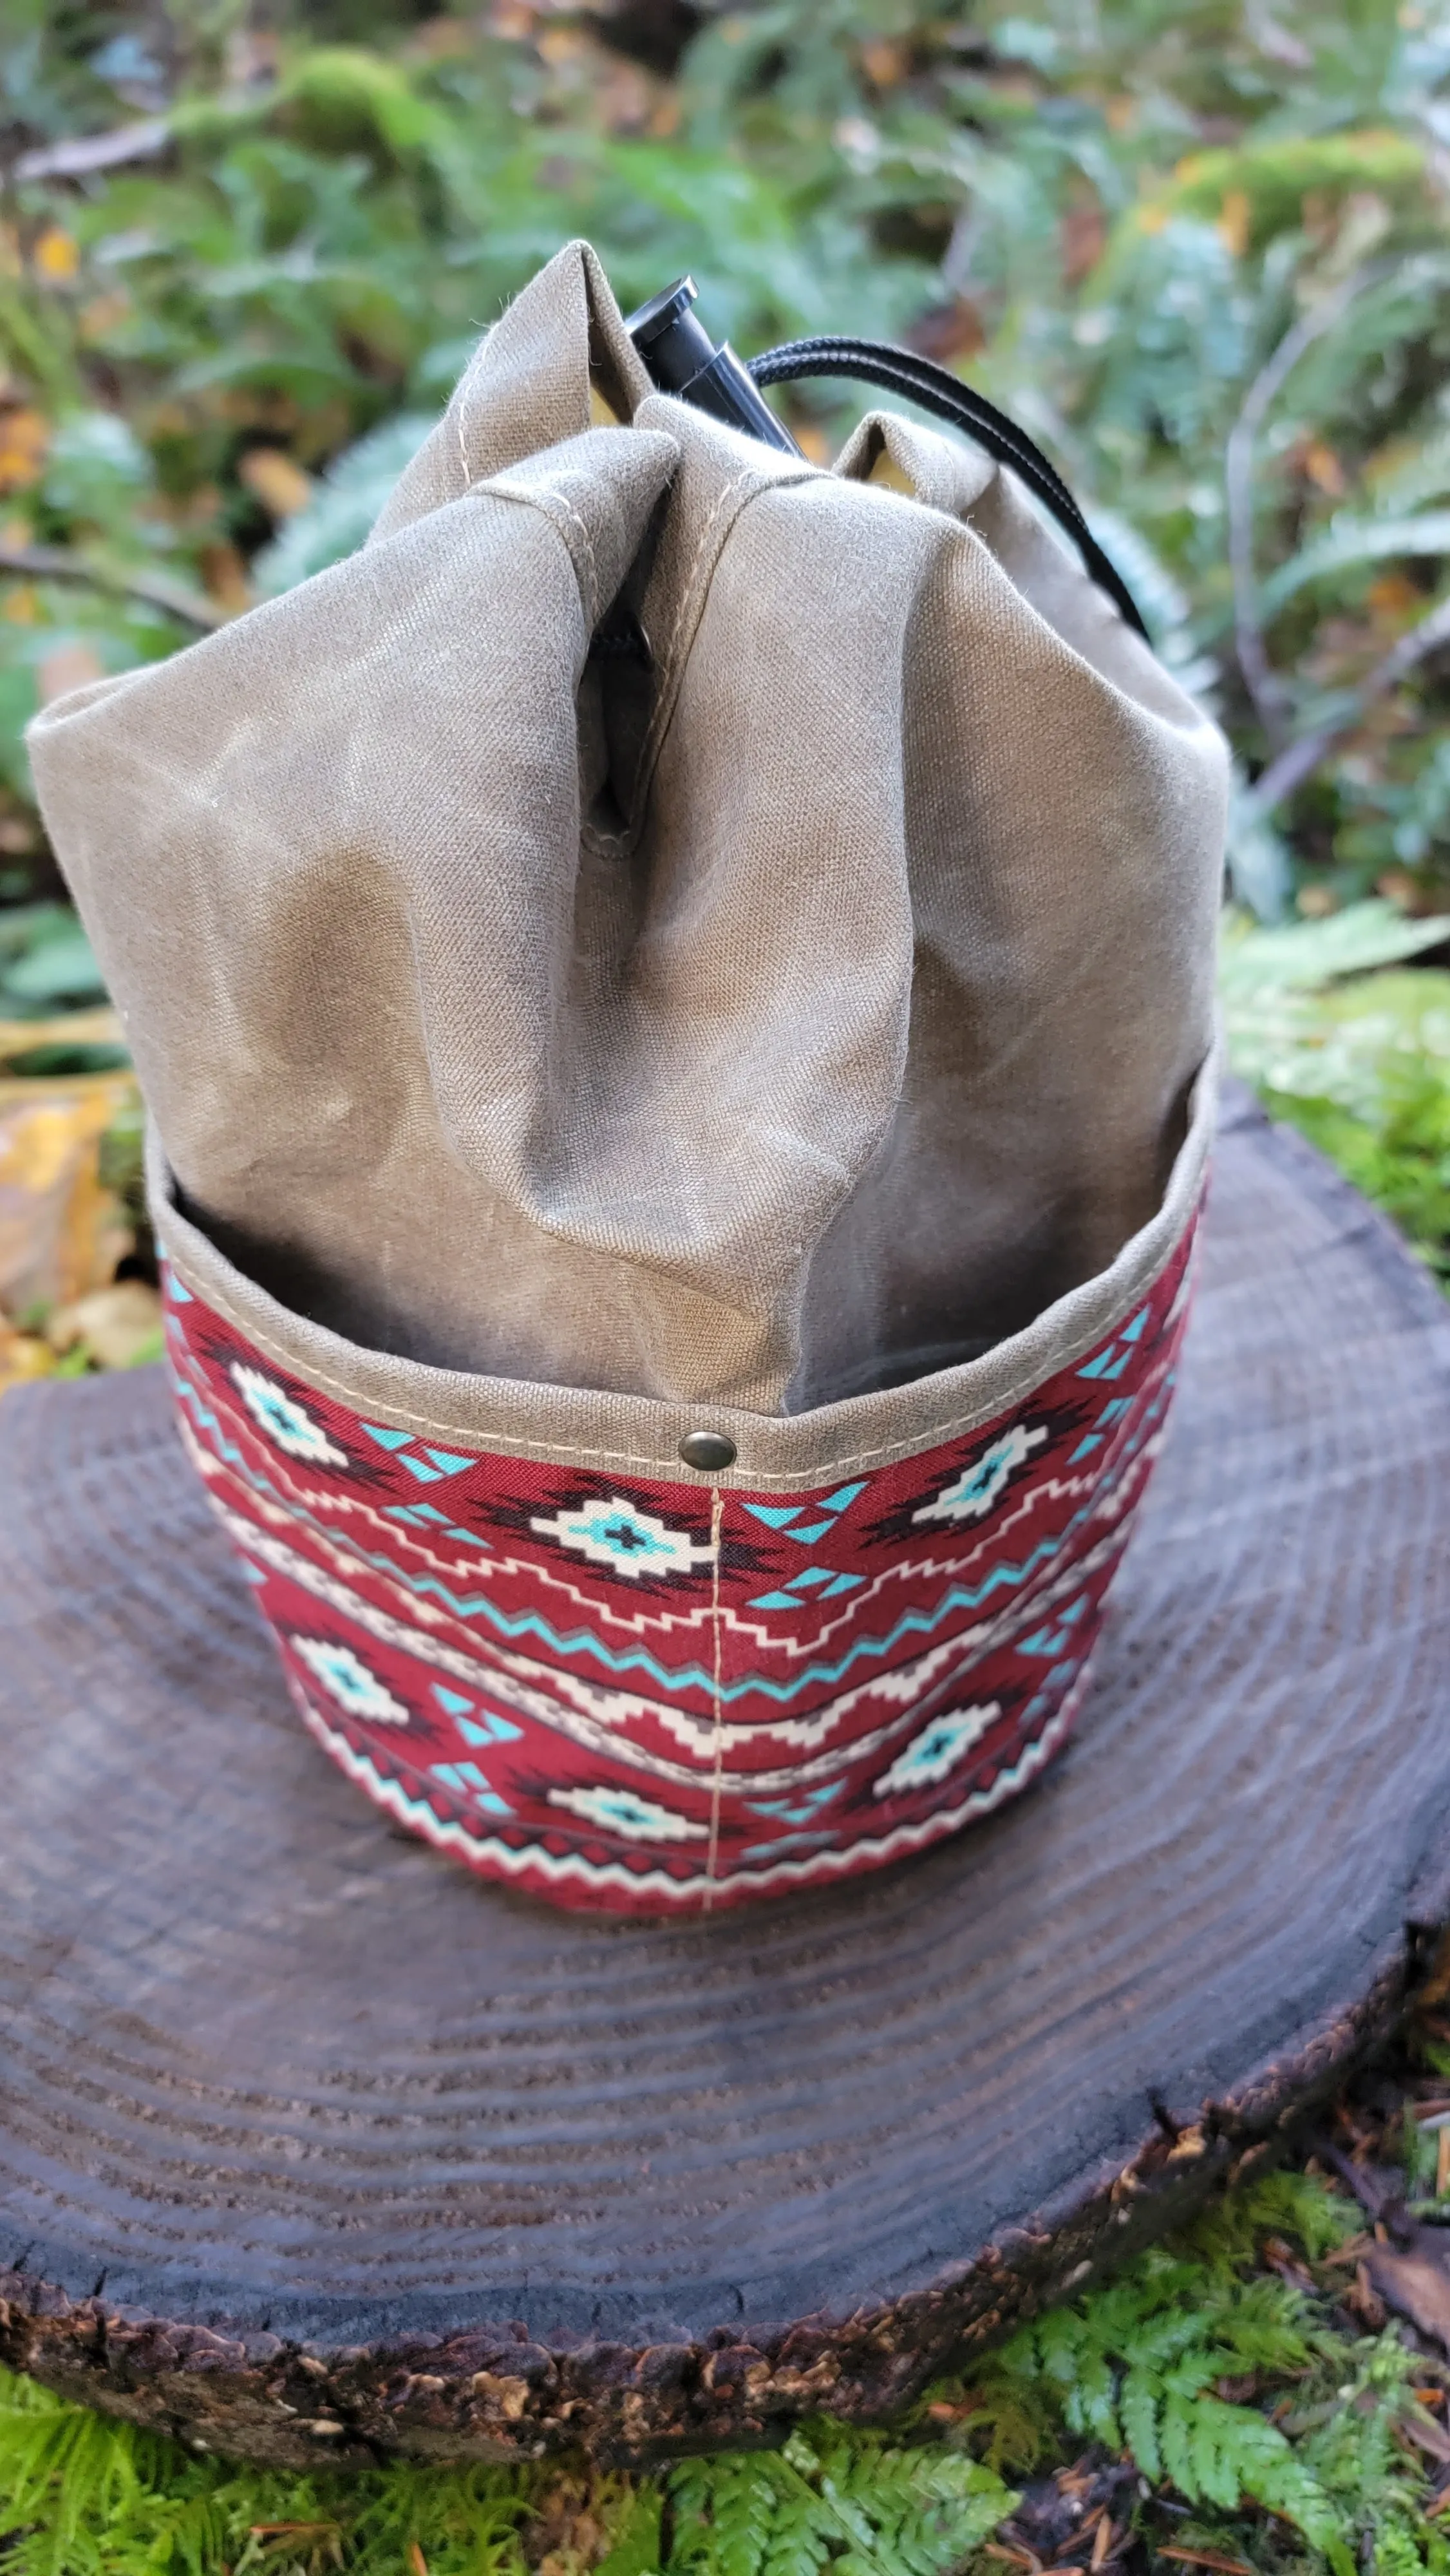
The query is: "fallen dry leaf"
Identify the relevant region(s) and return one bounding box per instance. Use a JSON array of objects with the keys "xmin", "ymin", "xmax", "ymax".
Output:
[
  {"xmin": 33, "ymin": 226, "xmax": 80, "ymax": 281},
  {"xmin": 46, "ymin": 1277, "xmax": 162, "ymax": 1368},
  {"xmin": 1395, "ymin": 2403, "xmax": 1450, "ymax": 2465},
  {"xmin": 199, "ymin": 539, "xmax": 252, "ymax": 613},
  {"xmin": 1366, "ymin": 2229, "xmax": 1450, "ymax": 2351},
  {"xmin": 0, "ymin": 1008, "xmax": 125, "ymax": 1068},
  {"xmin": 597, "ymin": 61, "xmax": 656, "ymax": 133},
  {"xmin": 1366, "ymin": 569, "xmax": 1422, "ymax": 620},
  {"xmin": 79, "ymin": 289, "xmax": 132, "ymax": 343},
  {"xmin": 1377, "ymin": 866, "xmax": 1450, "ymax": 916},
  {"xmin": 0, "ymin": 1076, "xmax": 135, "ymax": 1332},
  {"xmin": 1261, "ymin": 2233, "xmax": 1319, "ymax": 2293},
  {"xmin": 1302, "ymin": 437, "xmax": 1347, "ymax": 497},
  {"xmin": 238, "ymin": 446, "xmax": 314, "ymax": 519},
  {"xmin": 1344, "ymin": 2257, "xmax": 1387, "ymax": 2329},
  {"xmin": 908, "ymin": 296, "xmax": 986, "ymax": 363},
  {"xmin": 0, "ymin": 1318, "xmax": 55, "ymax": 1394},
  {"xmin": 1060, "ymin": 200, "xmax": 1107, "ymax": 285},
  {"xmin": 860, "ymin": 37, "xmax": 907, "ymax": 87},
  {"xmin": 0, "ymin": 407, "xmax": 49, "ymax": 493},
  {"xmin": 793, "ymin": 424, "xmax": 833, "ymax": 465},
  {"xmin": 1217, "ymin": 187, "xmax": 1251, "ymax": 257}
]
